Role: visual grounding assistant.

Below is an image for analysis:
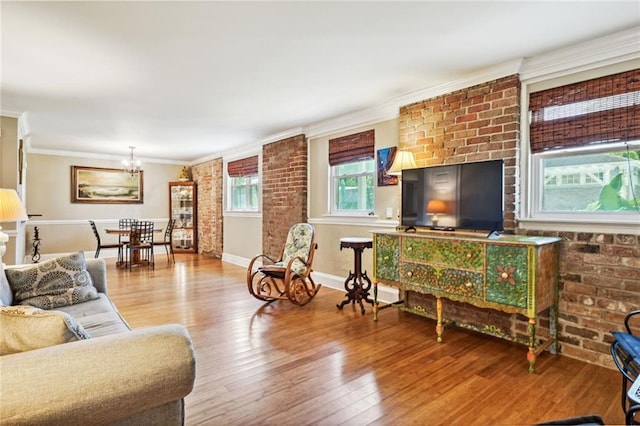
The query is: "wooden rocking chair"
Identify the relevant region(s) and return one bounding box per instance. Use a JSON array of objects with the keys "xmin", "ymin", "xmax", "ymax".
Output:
[{"xmin": 247, "ymin": 223, "xmax": 321, "ymax": 306}]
